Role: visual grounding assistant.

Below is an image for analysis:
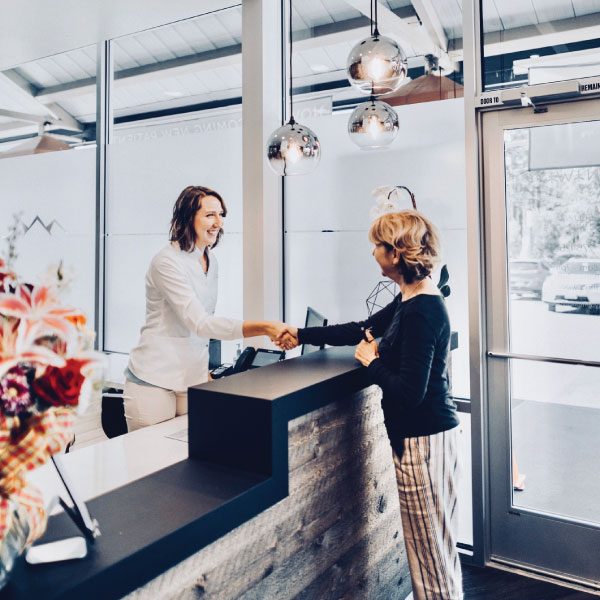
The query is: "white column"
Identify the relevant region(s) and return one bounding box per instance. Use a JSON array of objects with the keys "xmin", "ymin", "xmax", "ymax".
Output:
[{"xmin": 242, "ymin": 0, "xmax": 284, "ymax": 333}]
